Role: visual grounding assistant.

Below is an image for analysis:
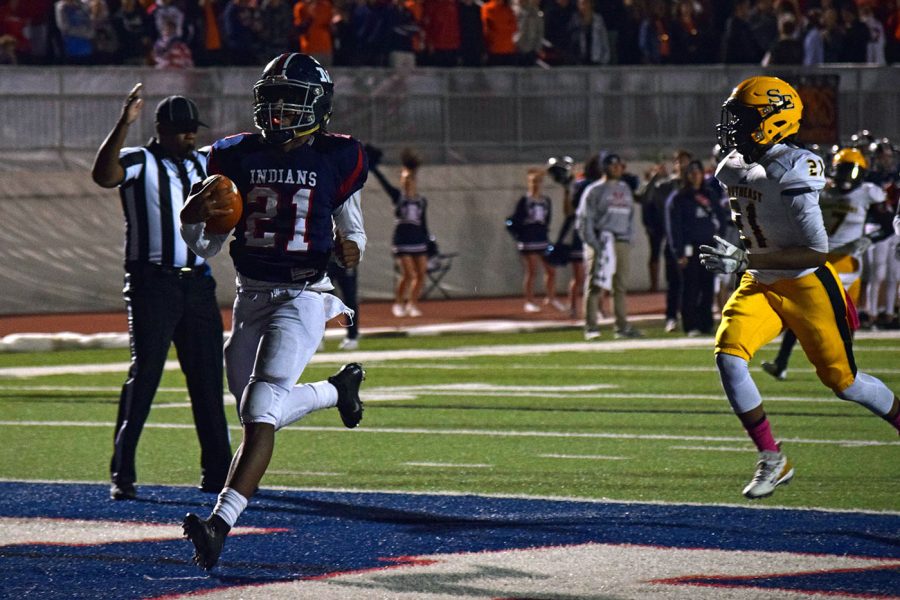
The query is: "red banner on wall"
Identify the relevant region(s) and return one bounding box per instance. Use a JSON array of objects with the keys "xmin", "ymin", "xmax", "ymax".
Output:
[{"xmin": 788, "ymin": 74, "xmax": 840, "ymax": 146}]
